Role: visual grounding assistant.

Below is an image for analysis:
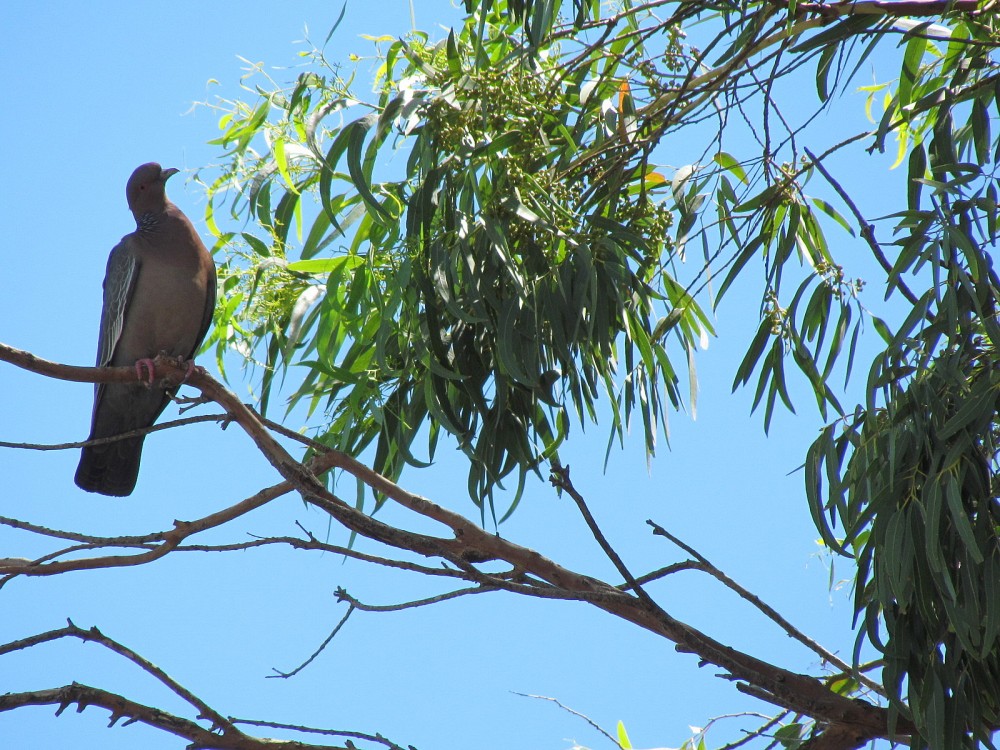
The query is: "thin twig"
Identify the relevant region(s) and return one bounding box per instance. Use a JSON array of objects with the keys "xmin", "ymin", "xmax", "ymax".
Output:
[
  {"xmin": 335, "ymin": 583, "xmax": 499, "ymax": 612},
  {"xmin": 718, "ymin": 712, "xmax": 793, "ymax": 750},
  {"xmin": 0, "ymin": 477, "xmax": 295, "ymax": 581},
  {"xmin": 646, "ymin": 519, "xmax": 886, "ymax": 698},
  {"xmin": 620, "ymin": 561, "xmax": 703, "ymax": 589},
  {"xmin": 0, "ymin": 413, "xmax": 229, "ymax": 451},
  {"xmin": 175, "ymin": 536, "xmax": 480, "ymax": 579},
  {"xmin": 804, "ymin": 146, "xmax": 921, "ymax": 308},
  {"xmin": 0, "ymin": 446, "xmax": 347, "ymax": 583},
  {"xmin": 550, "ymin": 463, "xmax": 665, "ymax": 617},
  {"xmin": 229, "ymin": 717, "xmax": 408, "ymax": 749},
  {"xmin": 269, "ymin": 605, "xmax": 355, "ymax": 679},
  {"xmin": 512, "ymin": 692, "xmax": 621, "ymax": 748},
  {"xmin": 0, "ymin": 515, "xmax": 164, "ymax": 545},
  {"xmin": 775, "ymin": 0, "xmax": 983, "ymax": 17}
]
